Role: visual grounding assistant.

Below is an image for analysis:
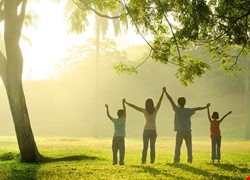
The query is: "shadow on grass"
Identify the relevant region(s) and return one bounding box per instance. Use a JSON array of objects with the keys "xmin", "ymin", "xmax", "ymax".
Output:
[
  {"xmin": 168, "ymin": 163, "xmax": 231, "ymax": 179},
  {"xmin": 0, "ymin": 152, "xmax": 100, "ymax": 180},
  {"xmin": 130, "ymin": 165, "xmax": 177, "ymax": 179},
  {"xmin": 211, "ymin": 163, "xmax": 250, "ymax": 174},
  {"xmin": 44, "ymin": 154, "xmax": 99, "ymax": 163}
]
